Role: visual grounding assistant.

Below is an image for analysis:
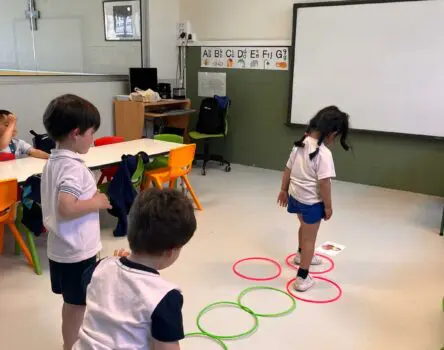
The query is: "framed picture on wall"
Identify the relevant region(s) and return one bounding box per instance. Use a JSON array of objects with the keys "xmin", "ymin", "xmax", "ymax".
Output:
[{"xmin": 103, "ymin": 0, "xmax": 141, "ymax": 41}]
